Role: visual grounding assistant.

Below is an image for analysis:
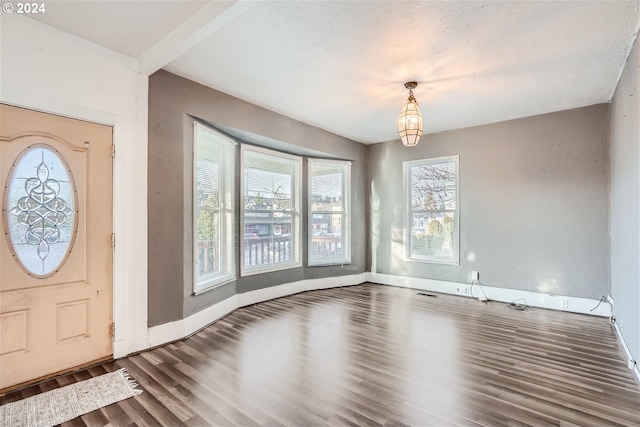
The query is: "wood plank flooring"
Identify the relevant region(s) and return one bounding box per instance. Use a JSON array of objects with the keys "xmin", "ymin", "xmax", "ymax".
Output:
[{"xmin": 2, "ymin": 283, "xmax": 639, "ymax": 426}]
